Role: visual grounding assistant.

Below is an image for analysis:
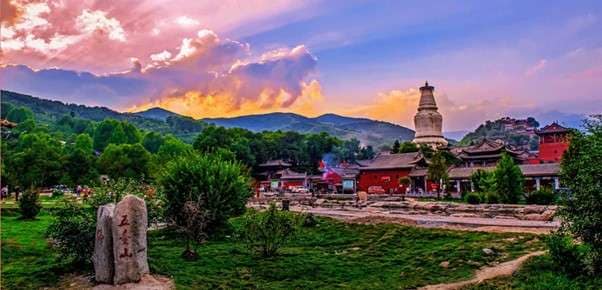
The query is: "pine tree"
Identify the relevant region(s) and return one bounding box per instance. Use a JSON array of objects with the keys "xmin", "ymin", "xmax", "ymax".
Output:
[{"xmin": 494, "ymin": 153, "xmax": 523, "ymax": 203}]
